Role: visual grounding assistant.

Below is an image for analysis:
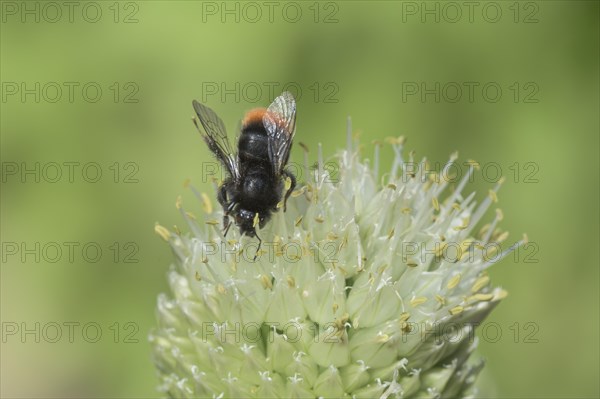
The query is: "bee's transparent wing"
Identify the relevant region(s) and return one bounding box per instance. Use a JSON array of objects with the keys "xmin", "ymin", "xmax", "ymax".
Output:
[
  {"xmin": 192, "ymin": 100, "xmax": 240, "ymax": 181},
  {"xmin": 263, "ymin": 91, "xmax": 296, "ymax": 177}
]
